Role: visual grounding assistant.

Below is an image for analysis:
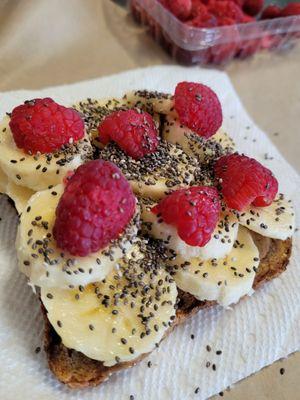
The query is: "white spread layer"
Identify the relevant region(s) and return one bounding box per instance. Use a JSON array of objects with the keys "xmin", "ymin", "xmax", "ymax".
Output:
[
  {"xmin": 17, "ymin": 184, "xmax": 139, "ymax": 289},
  {"xmin": 41, "ymin": 241, "xmax": 177, "ymax": 366},
  {"xmin": 0, "ymin": 117, "xmax": 93, "ymax": 191},
  {"xmin": 170, "ymin": 226, "xmax": 259, "ymax": 307}
]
